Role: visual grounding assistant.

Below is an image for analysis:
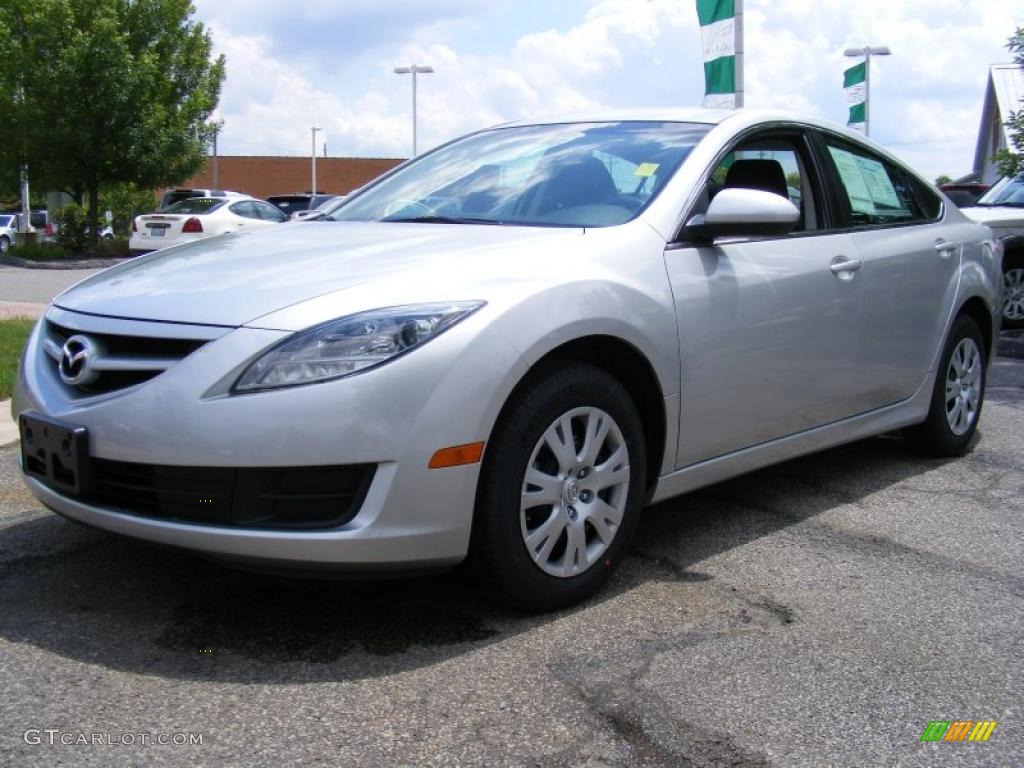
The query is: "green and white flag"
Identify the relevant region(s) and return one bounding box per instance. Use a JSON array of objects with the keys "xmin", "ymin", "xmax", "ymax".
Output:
[
  {"xmin": 844, "ymin": 61, "xmax": 866, "ymax": 132},
  {"xmin": 697, "ymin": 0, "xmax": 738, "ymax": 108}
]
